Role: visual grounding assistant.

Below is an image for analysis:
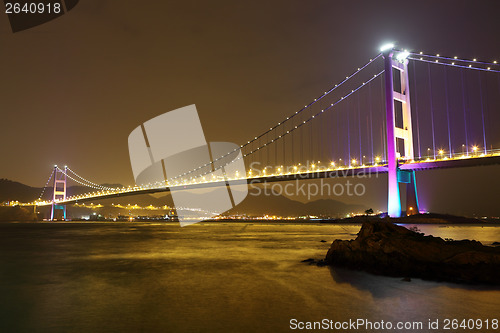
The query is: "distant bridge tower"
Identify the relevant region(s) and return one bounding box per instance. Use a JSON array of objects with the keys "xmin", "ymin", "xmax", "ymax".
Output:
[
  {"xmin": 50, "ymin": 165, "xmax": 67, "ymax": 220},
  {"xmin": 382, "ymin": 46, "xmax": 419, "ymax": 217}
]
